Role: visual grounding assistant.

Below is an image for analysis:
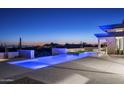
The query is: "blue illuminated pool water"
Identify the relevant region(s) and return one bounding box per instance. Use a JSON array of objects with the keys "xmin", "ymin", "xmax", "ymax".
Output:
[{"xmin": 8, "ymin": 52, "xmax": 96, "ymax": 69}]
